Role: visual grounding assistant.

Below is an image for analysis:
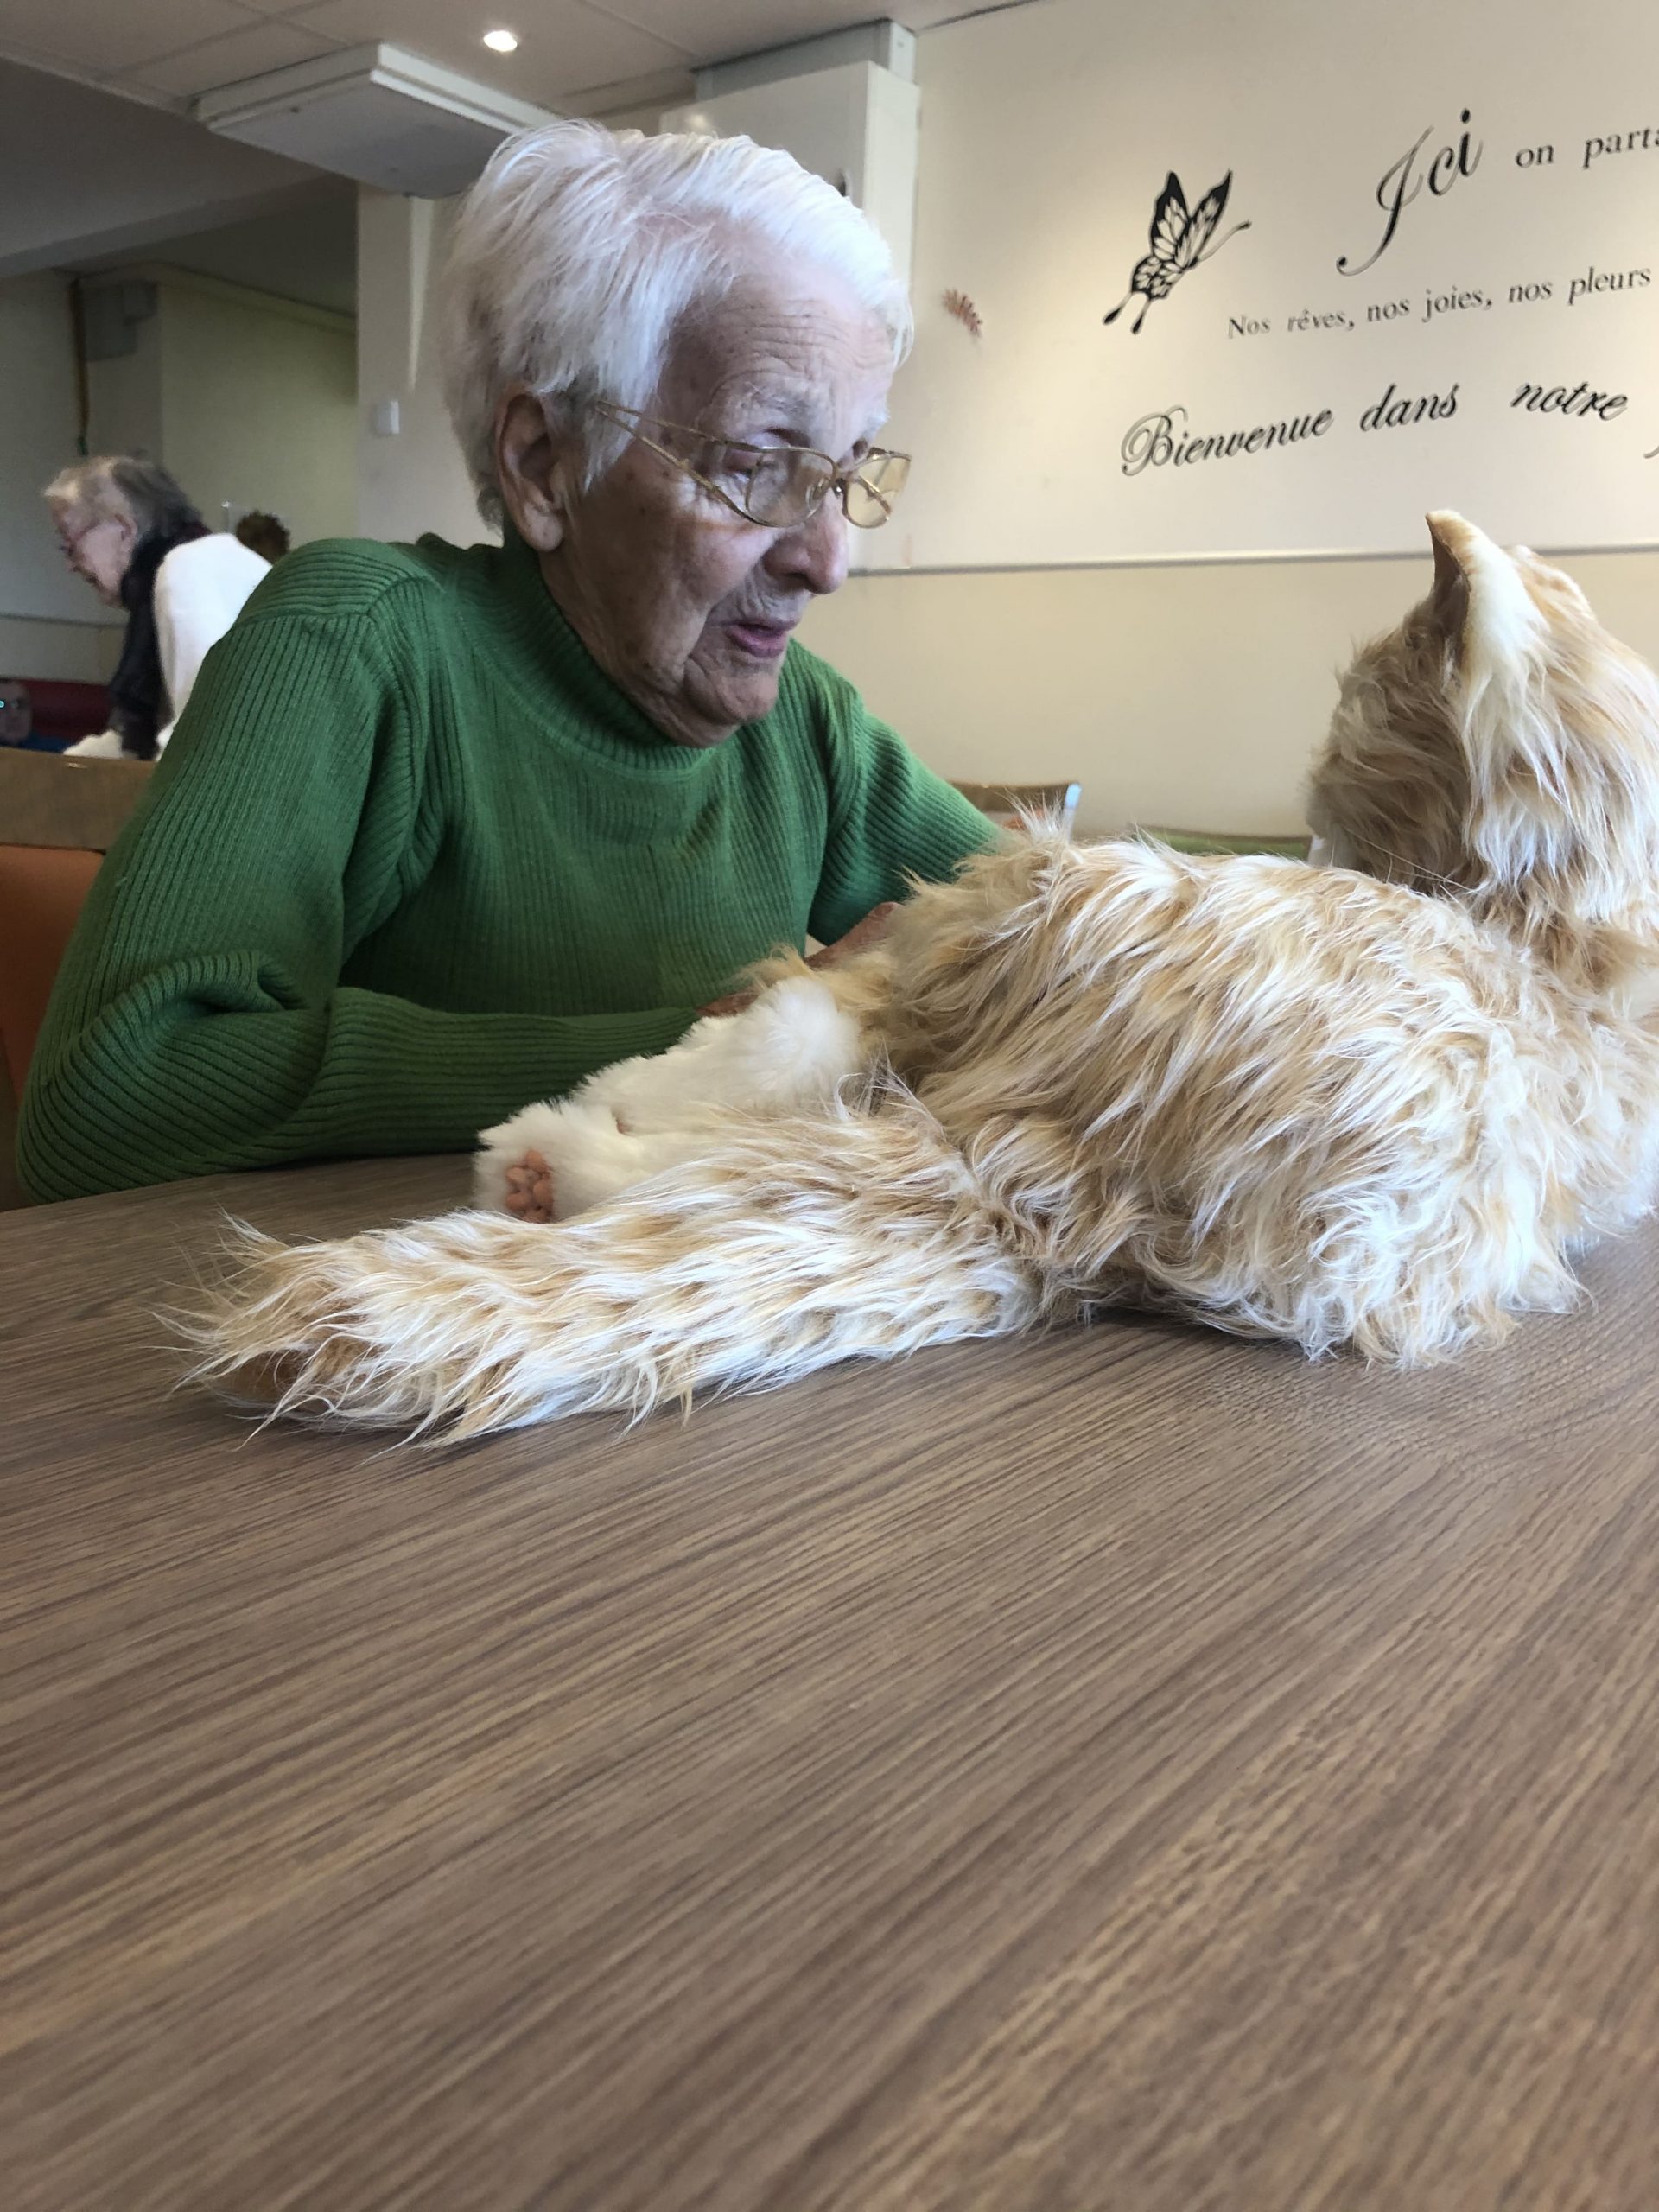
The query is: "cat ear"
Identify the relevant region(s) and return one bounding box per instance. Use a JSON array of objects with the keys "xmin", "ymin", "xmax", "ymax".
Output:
[
  {"xmin": 1426, "ymin": 511, "xmax": 1473, "ymax": 641},
  {"xmin": 1427, "ymin": 510, "xmax": 1543, "ymax": 669}
]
